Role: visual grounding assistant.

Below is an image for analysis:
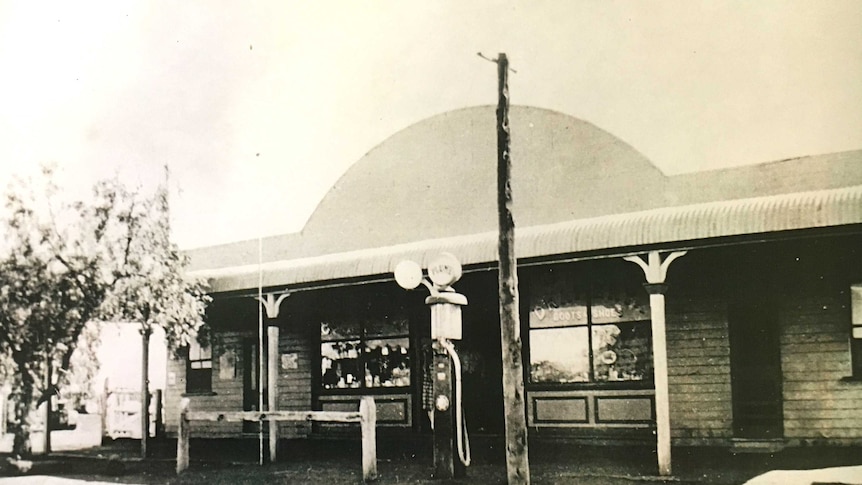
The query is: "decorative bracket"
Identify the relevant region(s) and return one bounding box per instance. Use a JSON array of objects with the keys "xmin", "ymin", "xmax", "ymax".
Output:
[
  {"xmin": 623, "ymin": 250, "xmax": 687, "ymax": 284},
  {"xmin": 256, "ymin": 291, "xmax": 291, "ymax": 319}
]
